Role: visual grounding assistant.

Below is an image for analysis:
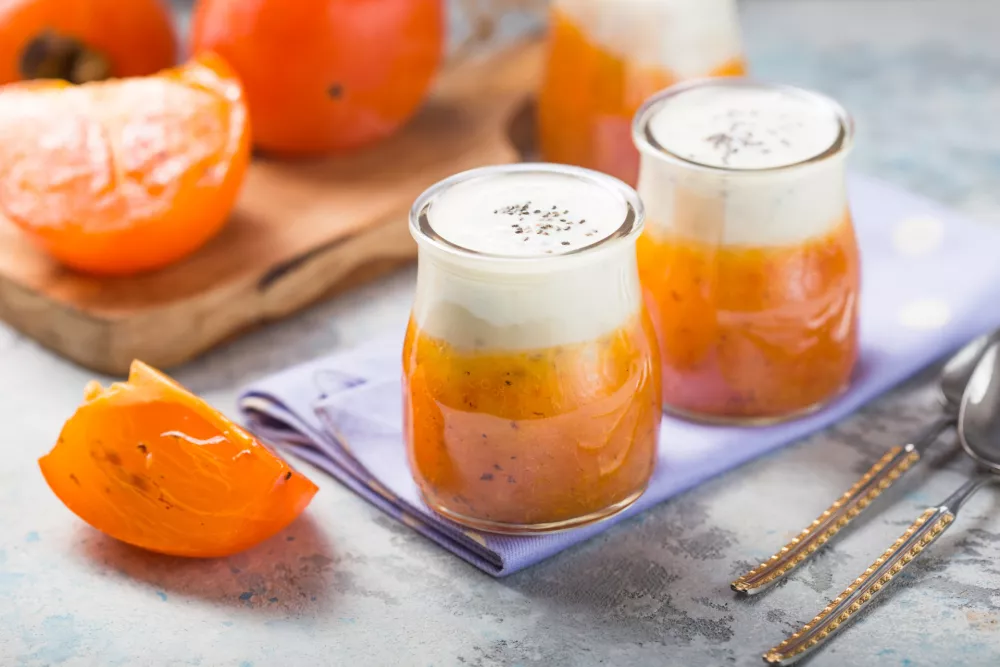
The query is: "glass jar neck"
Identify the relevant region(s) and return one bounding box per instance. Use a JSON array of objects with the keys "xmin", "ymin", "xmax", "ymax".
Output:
[
  {"xmin": 637, "ymin": 151, "xmax": 850, "ymax": 247},
  {"xmin": 412, "ymin": 242, "xmax": 643, "ymax": 351}
]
